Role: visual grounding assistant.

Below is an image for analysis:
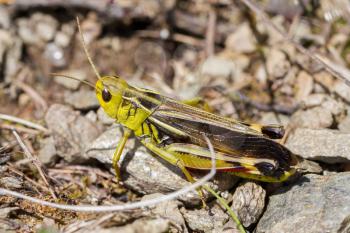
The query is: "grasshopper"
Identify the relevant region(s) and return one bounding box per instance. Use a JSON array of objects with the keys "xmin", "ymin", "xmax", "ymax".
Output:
[{"xmin": 58, "ymin": 18, "xmax": 300, "ymax": 200}]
